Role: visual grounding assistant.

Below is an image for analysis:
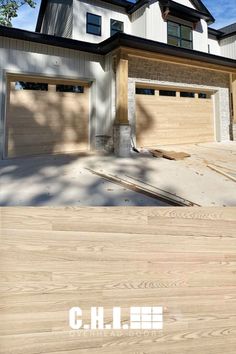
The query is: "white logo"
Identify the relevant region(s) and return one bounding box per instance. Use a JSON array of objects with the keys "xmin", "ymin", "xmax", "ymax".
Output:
[{"xmin": 69, "ymin": 306, "xmax": 163, "ymax": 330}]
